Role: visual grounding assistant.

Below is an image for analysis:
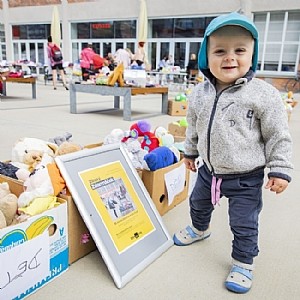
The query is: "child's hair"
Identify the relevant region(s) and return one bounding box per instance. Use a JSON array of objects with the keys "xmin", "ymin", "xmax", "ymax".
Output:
[{"xmin": 47, "ymin": 36, "xmax": 52, "ymax": 43}]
